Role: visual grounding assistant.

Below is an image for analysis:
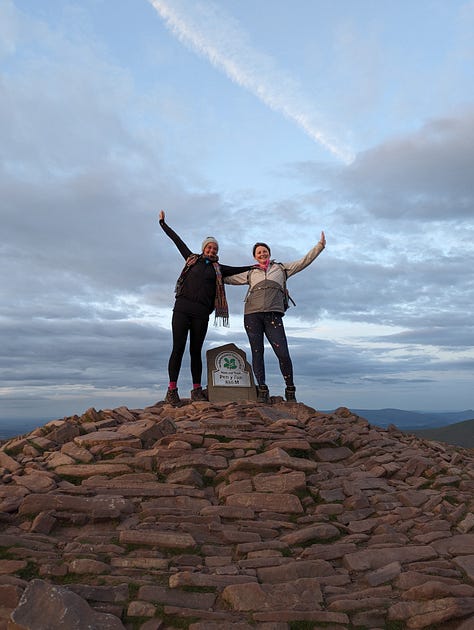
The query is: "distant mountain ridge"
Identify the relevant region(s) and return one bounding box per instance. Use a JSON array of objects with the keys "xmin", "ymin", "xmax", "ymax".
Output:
[
  {"xmin": 346, "ymin": 408, "xmax": 474, "ymax": 429},
  {"xmin": 407, "ymin": 418, "xmax": 474, "ymax": 449}
]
